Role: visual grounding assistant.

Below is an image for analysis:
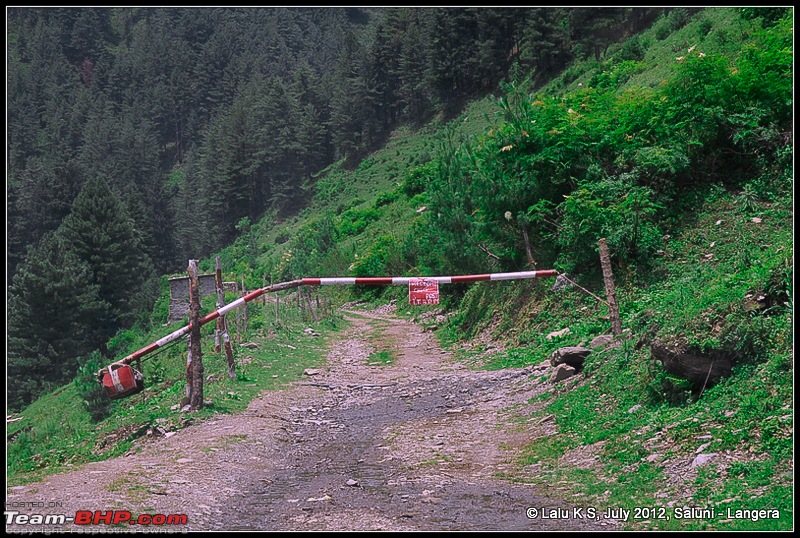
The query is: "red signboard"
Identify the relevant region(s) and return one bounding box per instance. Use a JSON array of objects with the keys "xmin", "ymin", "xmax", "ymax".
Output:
[{"xmin": 409, "ymin": 278, "xmax": 439, "ymax": 305}]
